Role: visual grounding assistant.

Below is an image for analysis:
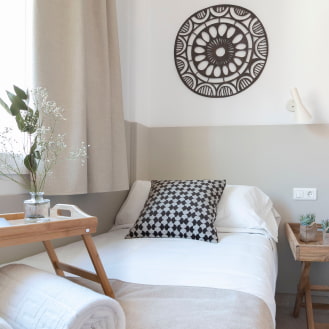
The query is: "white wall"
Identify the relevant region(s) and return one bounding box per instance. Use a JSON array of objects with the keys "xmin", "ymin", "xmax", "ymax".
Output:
[{"xmin": 117, "ymin": 0, "xmax": 329, "ymax": 127}]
